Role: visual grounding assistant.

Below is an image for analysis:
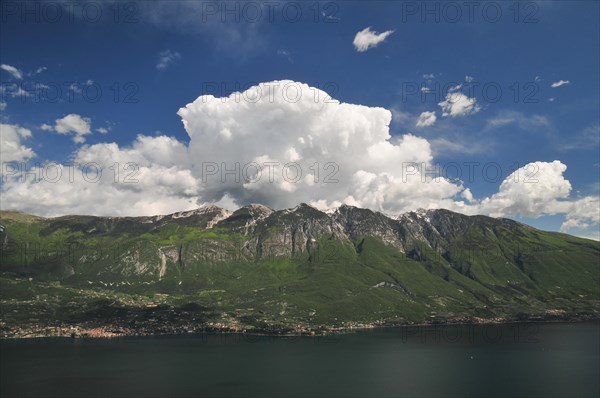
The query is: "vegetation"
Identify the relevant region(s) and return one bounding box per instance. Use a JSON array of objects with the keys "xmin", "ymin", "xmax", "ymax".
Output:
[{"xmin": 0, "ymin": 206, "xmax": 598, "ymax": 337}]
